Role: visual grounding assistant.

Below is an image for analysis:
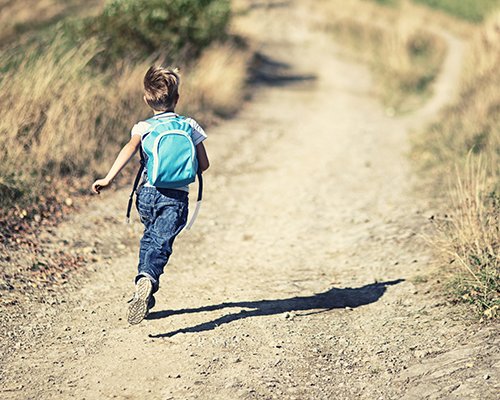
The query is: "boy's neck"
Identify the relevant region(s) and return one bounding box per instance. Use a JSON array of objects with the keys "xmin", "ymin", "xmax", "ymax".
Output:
[{"xmin": 154, "ymin": 108, "xmax": 175, "ymax": 115}]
